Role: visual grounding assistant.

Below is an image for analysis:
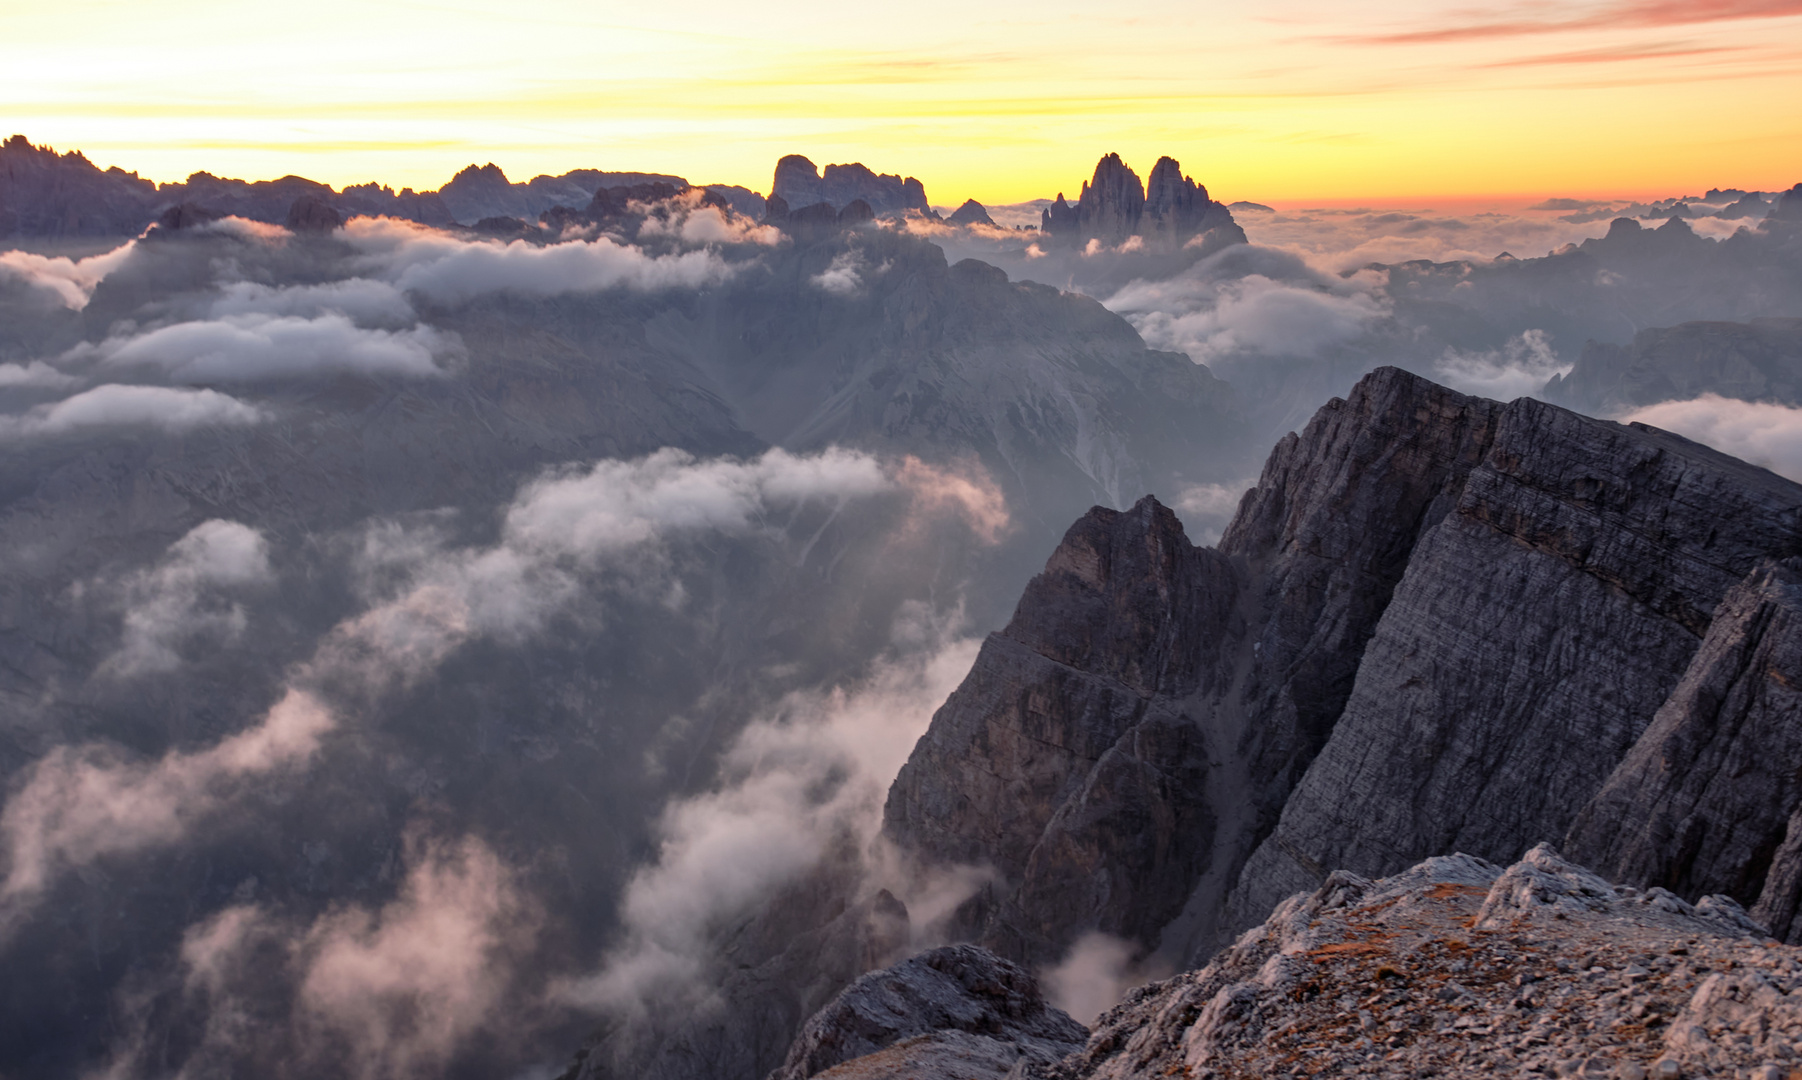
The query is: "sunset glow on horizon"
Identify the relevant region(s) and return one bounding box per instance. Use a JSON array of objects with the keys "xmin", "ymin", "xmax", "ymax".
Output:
[{"xmin": 5, "ymin": 0, "xmax": 1801, "ymax": 206}]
